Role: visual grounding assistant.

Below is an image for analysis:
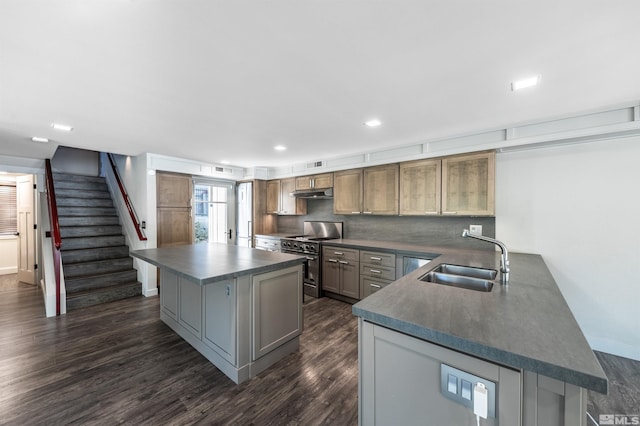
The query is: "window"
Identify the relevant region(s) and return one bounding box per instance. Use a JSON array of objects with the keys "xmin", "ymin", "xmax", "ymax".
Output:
[{"xmin": 0, "ymin": 181, "xmax": 17, "ymax": 235}]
